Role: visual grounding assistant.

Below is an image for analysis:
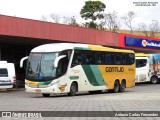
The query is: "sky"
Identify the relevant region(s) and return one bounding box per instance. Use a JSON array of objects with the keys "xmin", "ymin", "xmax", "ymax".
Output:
[{"xmin": 0, "ymin": 0, "xmax": 159, "ymax": 29}]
